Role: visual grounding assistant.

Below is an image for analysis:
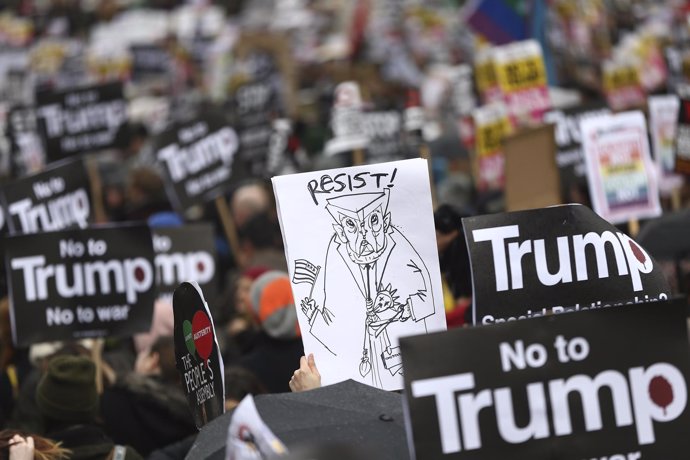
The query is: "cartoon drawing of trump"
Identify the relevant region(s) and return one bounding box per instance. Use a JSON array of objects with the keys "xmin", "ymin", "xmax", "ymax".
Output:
[{"xmin": 295, "ymin": 189, "xmax": 435, "ymax": 389}]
